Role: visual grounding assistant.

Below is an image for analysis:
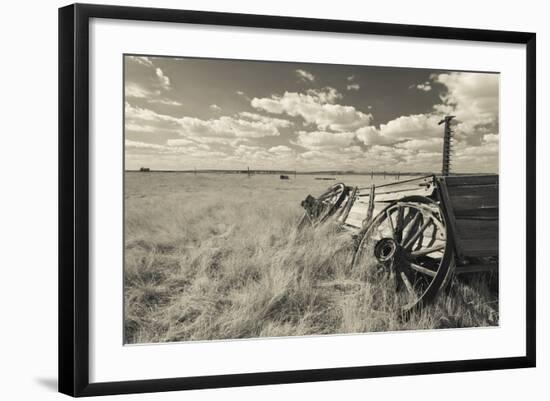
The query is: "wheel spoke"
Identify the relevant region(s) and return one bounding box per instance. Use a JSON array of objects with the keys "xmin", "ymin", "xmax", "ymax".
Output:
[
  {"xmin": 409, "ymin": 262, "xmax": 437, "ymax": 277},
  {"xmin": 395, "ymin": 206, "xmax": 405, "ymax": 243},
  {"xmin": 400, "ymin": 272, "xmax": 417, "ymax": 299},
  {"xmin": 400, "ymin": 213, "xmax": 421, "ymax": 245},
  {"xmin": 351, "ymin": 198, "xmax": 452, "ymax": 313},
  {"xmin": 401, "ymin": 209, "xmax": 419, "ymax": 237},
  {"xmin": 410, "ymin": 244, "xmax": 445, "ymax": 256},
  {"xmin": 386, "ymin": 209, "xmax": 396, "ymax": 239},
  {"xmin": 403, "ymin": 217, "xmax": 432, "ymax": 249}
]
